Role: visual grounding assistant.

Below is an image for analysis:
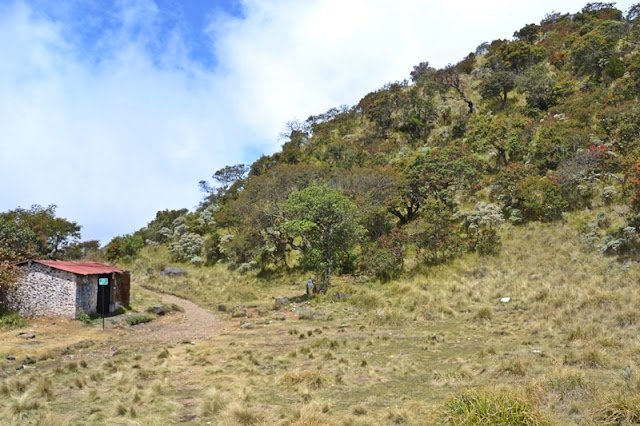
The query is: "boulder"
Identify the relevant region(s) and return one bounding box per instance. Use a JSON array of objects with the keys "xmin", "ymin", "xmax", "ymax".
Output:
[
  {"xmin": 160, "ymin": 267, "xmax": 187, "ymax": 277},
  {"xmin": 150, "ymin": 305, "xmax": 166, "ymax": 315},
  {"xmin": 275, "ymin": 297, "xmax": 290, "ymax": 306}
]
